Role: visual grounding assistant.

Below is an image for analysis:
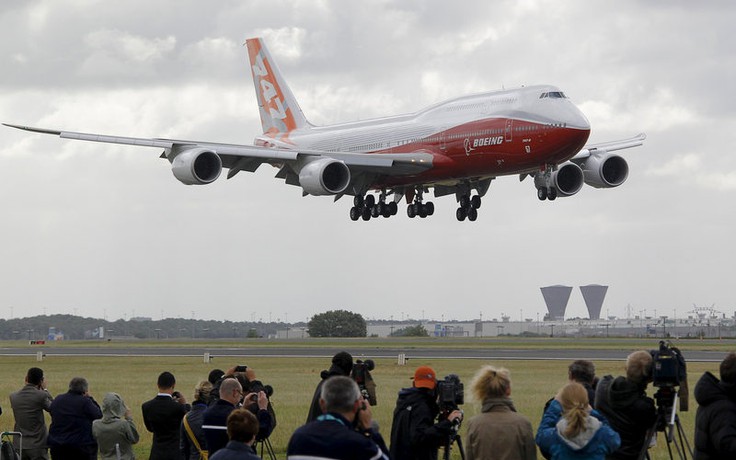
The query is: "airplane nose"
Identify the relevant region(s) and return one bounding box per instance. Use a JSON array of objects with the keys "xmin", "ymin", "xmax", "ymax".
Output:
[{"xmin": 565, "ymin": 104, "xmax": 590, "ymax": 131}]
